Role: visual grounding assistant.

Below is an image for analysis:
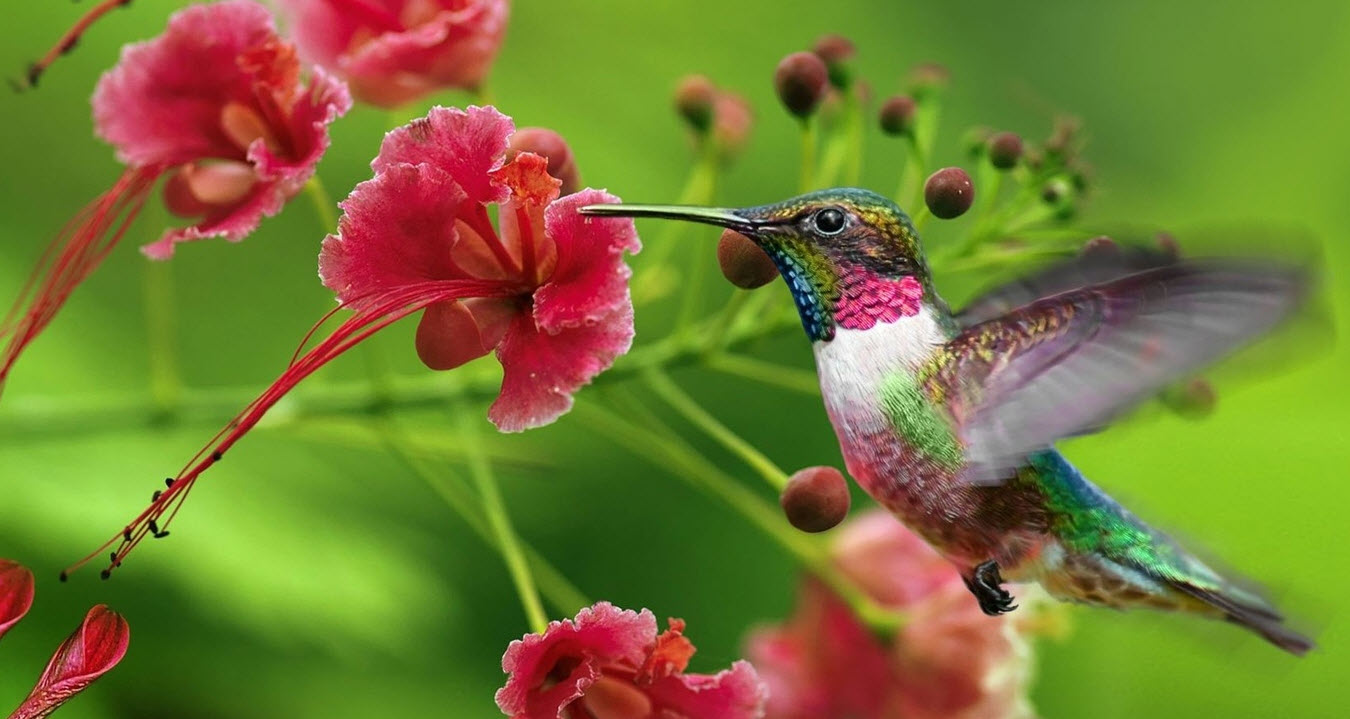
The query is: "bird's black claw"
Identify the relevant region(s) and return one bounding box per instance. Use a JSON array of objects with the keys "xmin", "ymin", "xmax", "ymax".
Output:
[{"xmin": 964, "ymin": 560, "xmax": 1018, "ymax": 616}]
